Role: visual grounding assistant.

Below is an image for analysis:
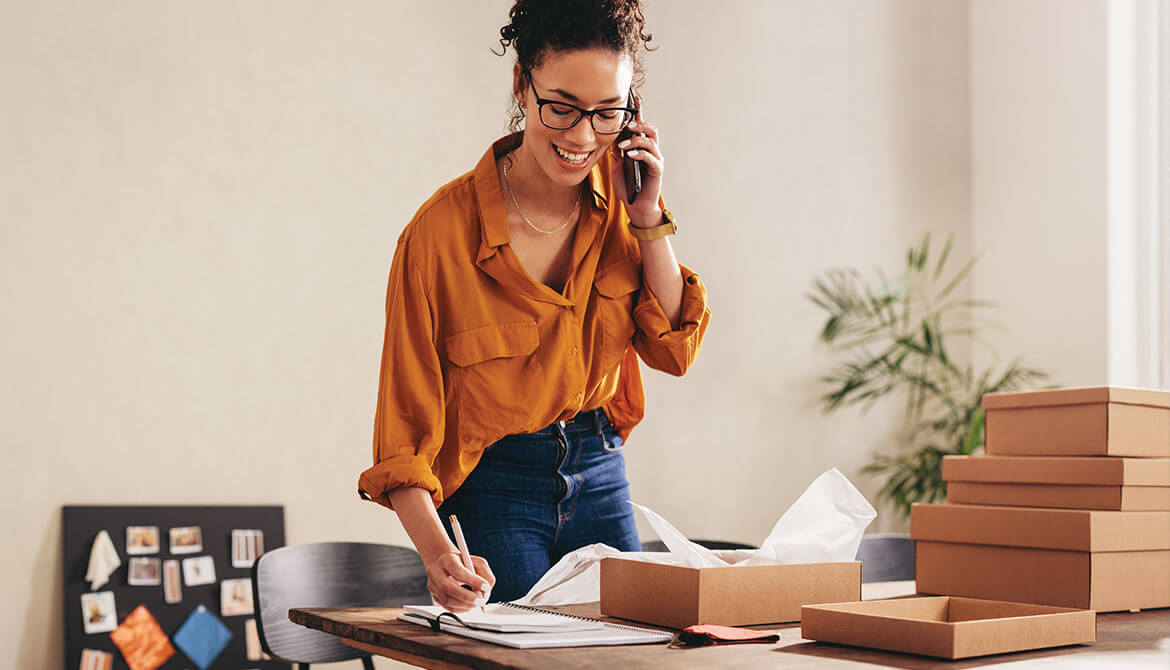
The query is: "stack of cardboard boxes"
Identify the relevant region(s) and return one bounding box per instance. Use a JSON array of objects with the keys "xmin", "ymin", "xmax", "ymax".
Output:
[{"xmin": 911, "ymin": 387, "xmax": 1170, "ymax": 611}]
